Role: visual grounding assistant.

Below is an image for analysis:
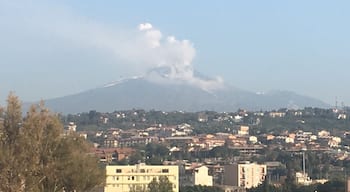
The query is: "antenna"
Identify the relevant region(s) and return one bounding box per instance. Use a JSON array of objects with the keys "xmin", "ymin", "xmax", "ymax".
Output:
[
  {"xmin": 303, "ymin": 151, "xmax": 306, "ymax": 176},
  {"xmin": 335, "ymin": 96, "xmax": 338, "ymax": 109}
]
